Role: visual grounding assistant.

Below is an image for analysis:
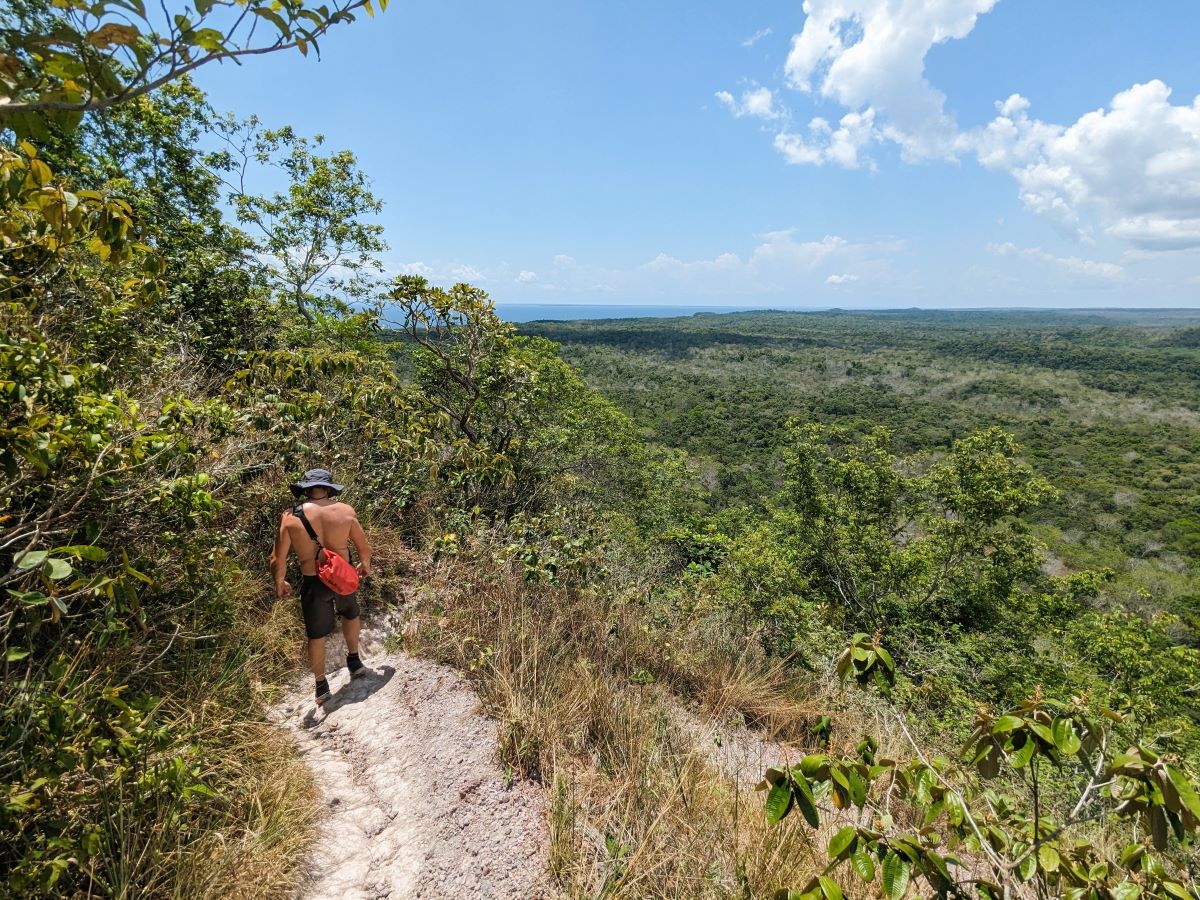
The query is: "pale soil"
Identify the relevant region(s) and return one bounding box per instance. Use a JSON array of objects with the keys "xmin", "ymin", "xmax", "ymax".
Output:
[
  {"xmin": 271, "ymin": 613, "xmax": 559, "ymax": 899},
  {"xmin": 663, "ymin": 696, "xmax": 800, "ymax": 790}
]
